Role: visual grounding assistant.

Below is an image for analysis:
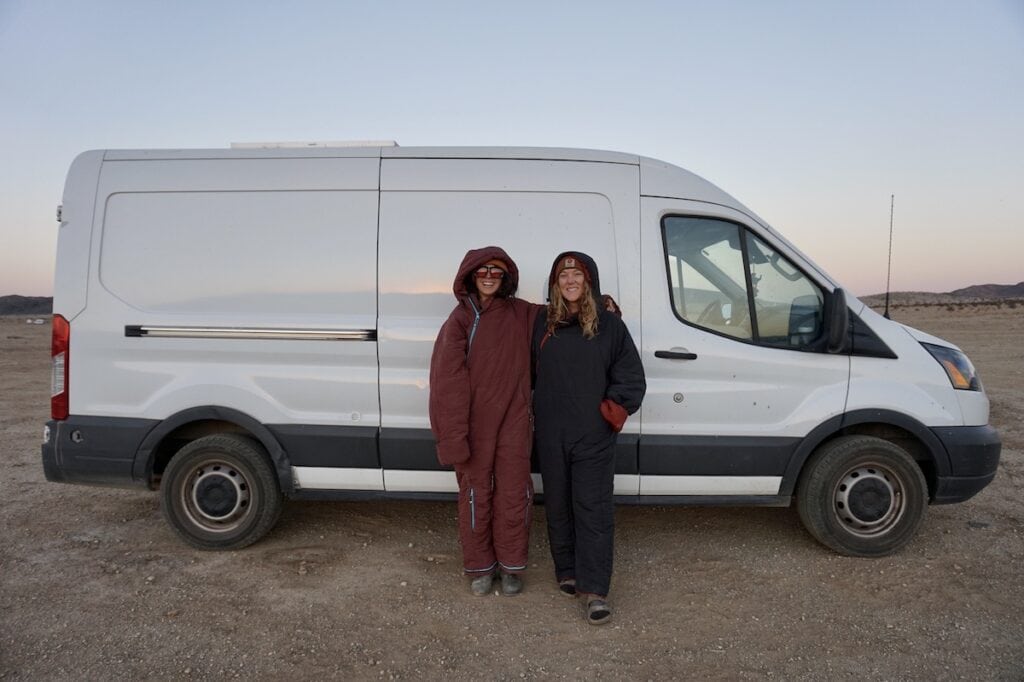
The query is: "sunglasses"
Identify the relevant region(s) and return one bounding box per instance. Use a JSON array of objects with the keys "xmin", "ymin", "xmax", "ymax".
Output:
[{"xmin": 475, "ymin": 265, "xmax": 506, "ymax": 278}]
